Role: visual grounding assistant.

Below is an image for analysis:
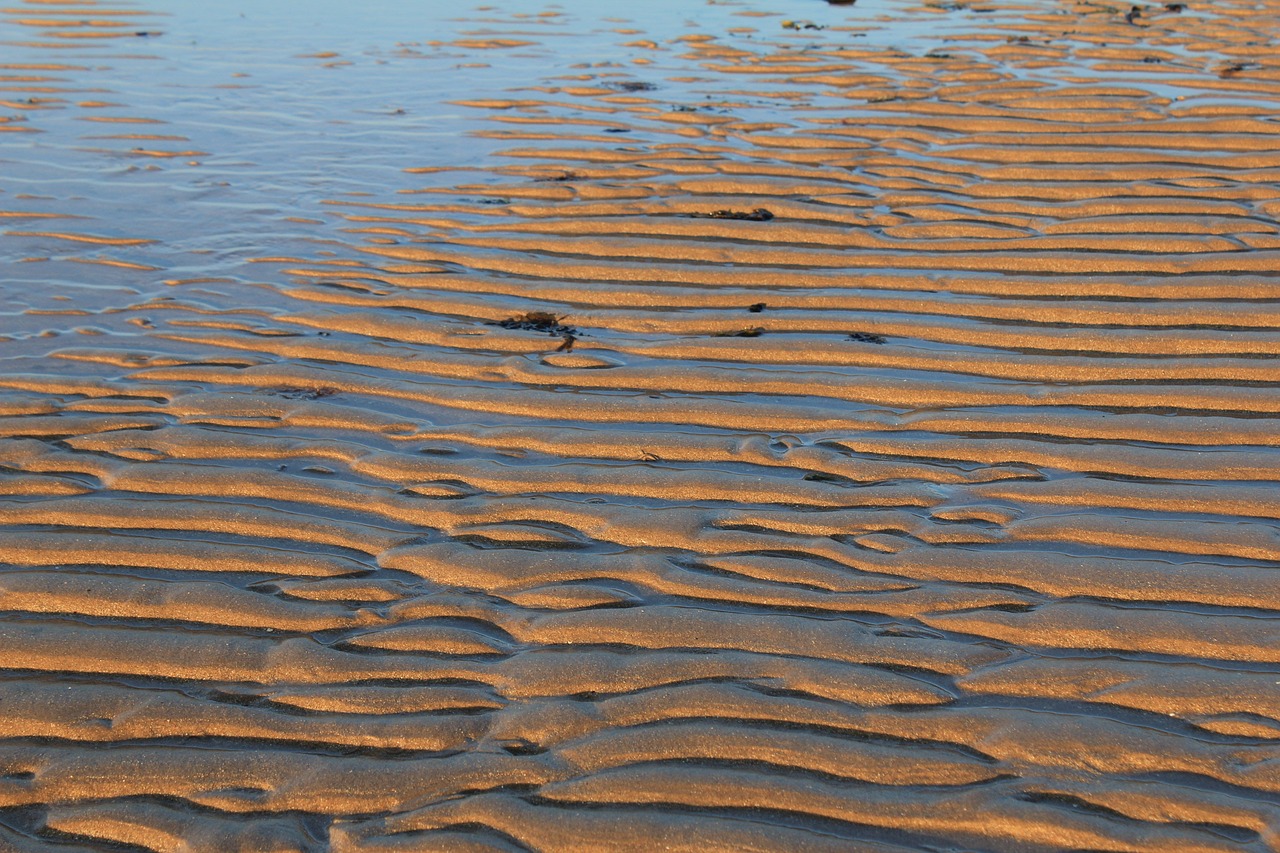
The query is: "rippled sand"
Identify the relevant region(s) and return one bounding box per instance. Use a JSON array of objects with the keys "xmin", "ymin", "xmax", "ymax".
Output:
[{"xmin": 2, "ymin": 0, "xmax": 1280, "ymax": 849}]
